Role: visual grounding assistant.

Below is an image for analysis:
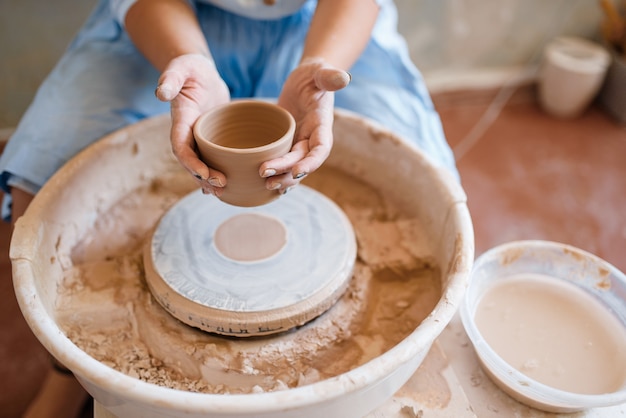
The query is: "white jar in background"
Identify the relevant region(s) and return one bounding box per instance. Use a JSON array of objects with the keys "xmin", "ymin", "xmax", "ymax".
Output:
[{"xmin": 538, "ymin": 36, "xmax": 611, "ymax": 118}]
